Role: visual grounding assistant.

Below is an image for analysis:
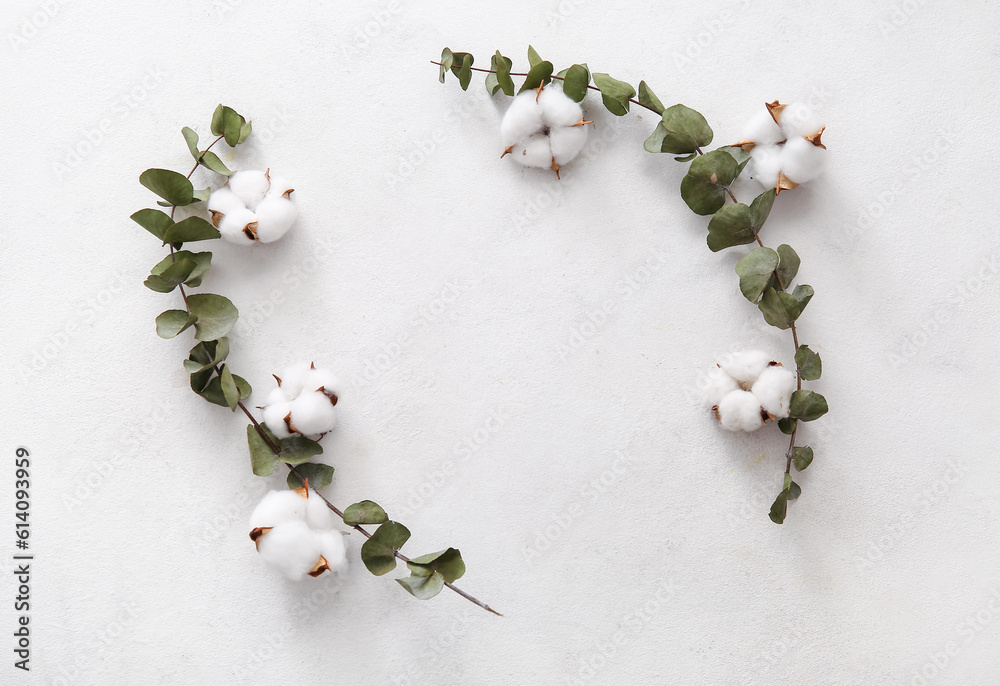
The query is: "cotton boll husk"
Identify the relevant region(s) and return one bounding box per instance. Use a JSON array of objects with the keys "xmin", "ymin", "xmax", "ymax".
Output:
[
  {"xmin": 549, "ymin": 126, "xmax": 588, "ymax": 165},
  {"xmin": 538, "ymin": 86, "xmax": 583, "ymax": 127},
  {"xmin": 218, "ymin": 208, "xmax": 258, "ymax": 245},
  {"xmin": 249, "ymin": 490, "xmax": 306, "ymax": 530},
  {"xmin": 304, "ymin": 491, "xmax": 334, "ymax": 531},
  {"xmin": 317, "ymin": 531, "xmax": 347, "ymax": 570},
  {"xmin": 702, "ymin": 367, "xmax": 740, "ymax": 408},
  {"xmin": 749, "ymin": 144, "xmax": 782, "ymax": 189},
  {"xmin": 717, "ymin": 390, "xmax": 764, "ymax": 432},
  {"xmin": 743, "ymin": 109, "xmax": 785, "ymax": 145},
  {"xmin": 302, "ymin": 368, "xmax": 342, "ymax": 397},
  {"xmin": 256, "ymin": 520, "xmax": 322, "ymax": 581},
  {"xmin": 227, "ymin": 170, "xmax": 270, "ymax": 210},
  {"xmin": 254, "ymin": 196, "xmax": 297, "ymax": 244},
  {"xmin": 279, "ymin": 361, "xmax": 314, "ymax": 398},
  {"xmin": 516, "ymin": 134, "xmax": 553, "ymax": 168},
  {"xmin": 289, "ymin": 391, "xmax": 338, "ymax": 435},
  {"xmin": 779, "ymin": 136, "xmax": 828, "ymax": 184},
  {"xmin": 720, "ymin": 350, "xmax": 772, "ymax": 384},
  {"xmin": 500, "ymin": 92, "xmax": 544, "ymax": 146},
  {"xmin": 779, "ymin": 102, "xmax": 823, "ymax": 139},
  {"xmin": 265, "ymin": 174, "xmax": 294, "ymax": 198},
  {"xmin": 263, "ymin": 401, "xmax": 293, "ymax": 438},
  {"xmin": 752, "ymin": 365, "xmax": 797, "ymax": 418},
  {"xmin": 207, "ymin": 186, "xmax": 244, "ymax": 217}
]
